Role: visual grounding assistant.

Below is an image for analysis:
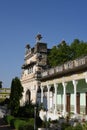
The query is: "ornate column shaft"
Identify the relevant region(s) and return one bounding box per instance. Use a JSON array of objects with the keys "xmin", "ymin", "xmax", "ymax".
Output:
[
  {"xmin": 41, "ymin": 86, "xmax": 43, "ymax": 103},
  {"xmin": 73, "ymin": 80, "xmax": 78, "ymax": 114},
  {"xmin": 62, "ymin": 82, "xmax": 67, "ymax": 115},
  {"xmin": 47, "ymin": 84, "xmax": 50, "ymax": 110},
  {"xmin": 54, "ymin": 83, "xmax": 58, "ymax": 113}
]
